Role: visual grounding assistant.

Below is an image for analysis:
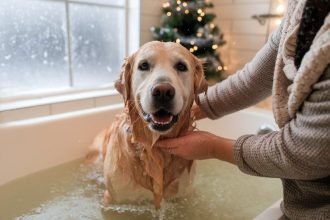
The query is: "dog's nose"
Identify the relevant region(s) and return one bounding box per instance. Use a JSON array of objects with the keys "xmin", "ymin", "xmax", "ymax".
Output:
[{"xmin": 151, "ymin": 83, "xmax": 175, "ymax": 102}]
